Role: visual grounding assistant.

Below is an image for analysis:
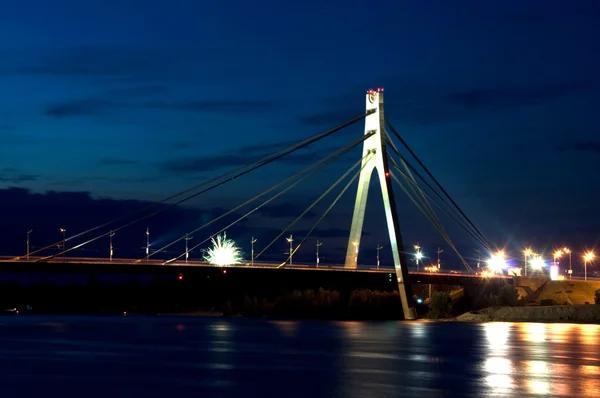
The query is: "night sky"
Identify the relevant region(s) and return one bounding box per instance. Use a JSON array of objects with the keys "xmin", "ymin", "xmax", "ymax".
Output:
[{"xmin": 1, "ymin": 1, "xmax": 599, "ymax": 268}]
